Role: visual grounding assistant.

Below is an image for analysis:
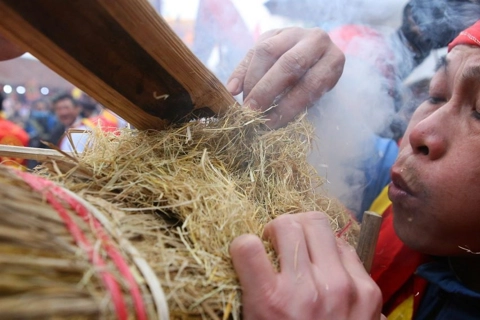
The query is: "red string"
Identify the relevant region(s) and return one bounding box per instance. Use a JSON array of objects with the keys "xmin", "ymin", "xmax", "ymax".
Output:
[
  {"xmin": 336, "ymin": 219, "xmax": 353, "ymax": 239},
  {"xmin": 17, "ymin": 171, "xmax": 146, "ymax": 320},
  {"xmin": 59, "ymin": 188, "xmax": 147, "ymax": 320}
]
